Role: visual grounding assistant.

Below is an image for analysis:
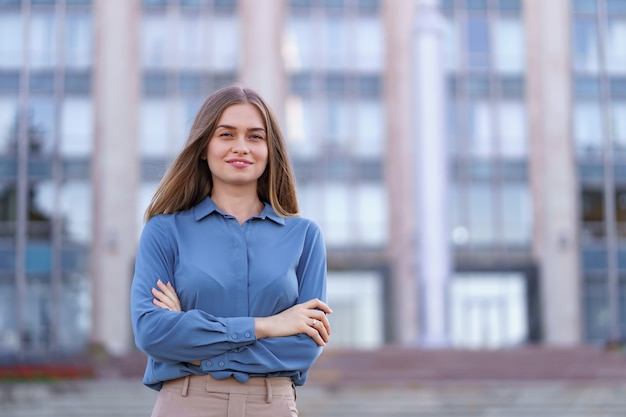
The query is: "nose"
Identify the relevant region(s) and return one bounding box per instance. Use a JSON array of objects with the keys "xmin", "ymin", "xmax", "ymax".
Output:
[{"xmin": 231, "ymin": 135, "xmax": 249, "ymax": 154}]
